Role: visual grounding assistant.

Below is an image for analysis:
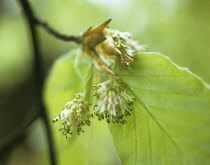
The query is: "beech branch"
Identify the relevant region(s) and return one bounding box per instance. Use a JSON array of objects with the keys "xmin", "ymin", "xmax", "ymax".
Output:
[
  {"xmin": 35, "ymin": 19, "xmax": 81, "ymax": 43},
  {"xmin": 19, "ymin": 0, "xmax": 80, "ymax": 44}
]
